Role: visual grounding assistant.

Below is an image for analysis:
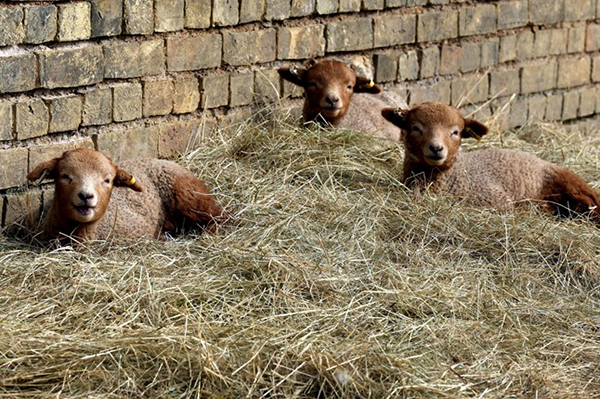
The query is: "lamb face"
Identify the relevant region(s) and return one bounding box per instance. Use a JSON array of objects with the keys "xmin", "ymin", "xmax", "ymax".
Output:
[
  {"xmin": 27, "ymin": 148, "xmax": 143, "ymax": 228},
  {"xmin": 382, "ymin": 103, "xmax": 489, "ymax": 172},
  {"xmin": 278, "ymin": 59, "xmax": 381, "ymax": 126}
]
